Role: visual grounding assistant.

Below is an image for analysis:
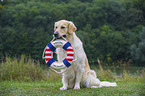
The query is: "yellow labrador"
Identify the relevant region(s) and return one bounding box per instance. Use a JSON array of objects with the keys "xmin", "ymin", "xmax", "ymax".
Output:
[{"xmin": 53, "ymin": 20, "xmax": 117, "ymax": 90}]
